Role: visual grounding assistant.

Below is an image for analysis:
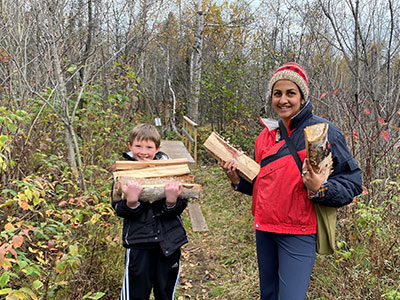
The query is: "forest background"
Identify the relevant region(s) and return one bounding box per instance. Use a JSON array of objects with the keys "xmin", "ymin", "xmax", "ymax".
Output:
[{"xmin": 0, "ymin": 0, "xmax": 399, "ymax": 299}]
